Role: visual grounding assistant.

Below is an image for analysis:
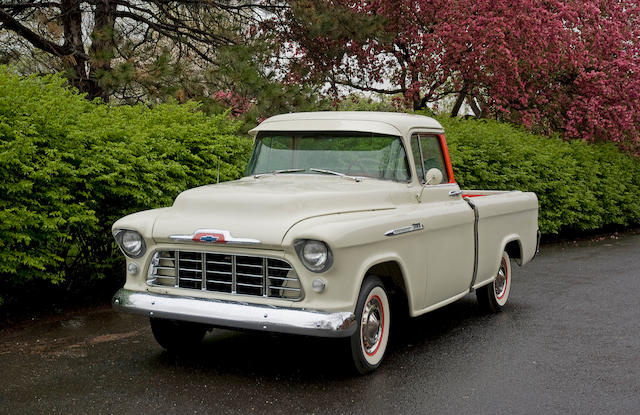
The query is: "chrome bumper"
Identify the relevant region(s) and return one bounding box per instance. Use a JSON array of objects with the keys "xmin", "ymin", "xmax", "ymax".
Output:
[{"xmin": 112, "ymin": 289, "xmax": 357, "ymax": 338}]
